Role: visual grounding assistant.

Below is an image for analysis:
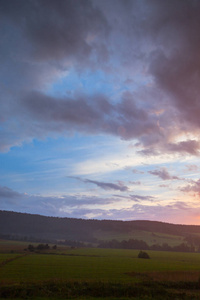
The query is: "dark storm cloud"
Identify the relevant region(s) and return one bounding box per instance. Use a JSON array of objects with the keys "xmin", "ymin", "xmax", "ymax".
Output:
[
  {"xmin": 18, "ymin": 90, "xmax": 161, "ymax": 145},
  {"xmin": 148, "ymin": 167, "xmax": 181, "ymax": 181},
  {"xmin": 0, "ymin": 89, "xmax": 162, "ymax": 151},
  {"xmin": 0, "ymin": 0, "xmax": 110, "ymax": 151},
  {"xmin": 148, "ymin": 0, "xmax": 200, "ymax": 133},
  {"xmin": 1, "ymin": 0, "xmax": 200, "ymax": 155},
  {"xmin": 0, "ymin": 0, "xmax": 109, "ymax": 63}
]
